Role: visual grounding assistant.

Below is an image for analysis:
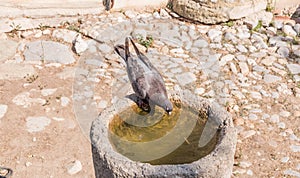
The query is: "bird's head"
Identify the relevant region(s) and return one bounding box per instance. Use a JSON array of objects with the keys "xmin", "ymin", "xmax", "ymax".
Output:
[{"xmin": 164, "ymin": 100, "xmax": 173, "ymax": 115}]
